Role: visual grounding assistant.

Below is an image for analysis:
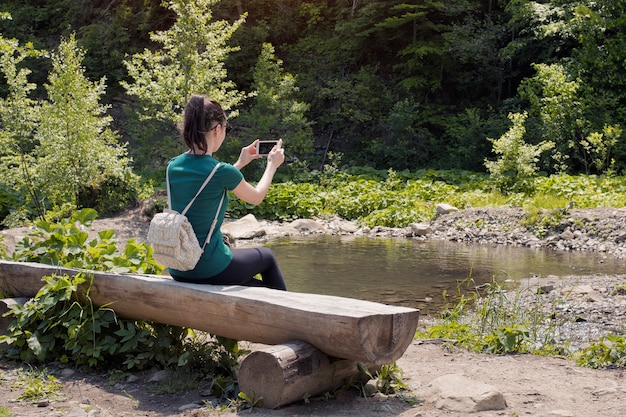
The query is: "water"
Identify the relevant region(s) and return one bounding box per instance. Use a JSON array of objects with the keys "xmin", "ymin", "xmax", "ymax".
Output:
[{"xmin": 266, "ymin": 236, "xmax": 624, "ymax": 315}]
